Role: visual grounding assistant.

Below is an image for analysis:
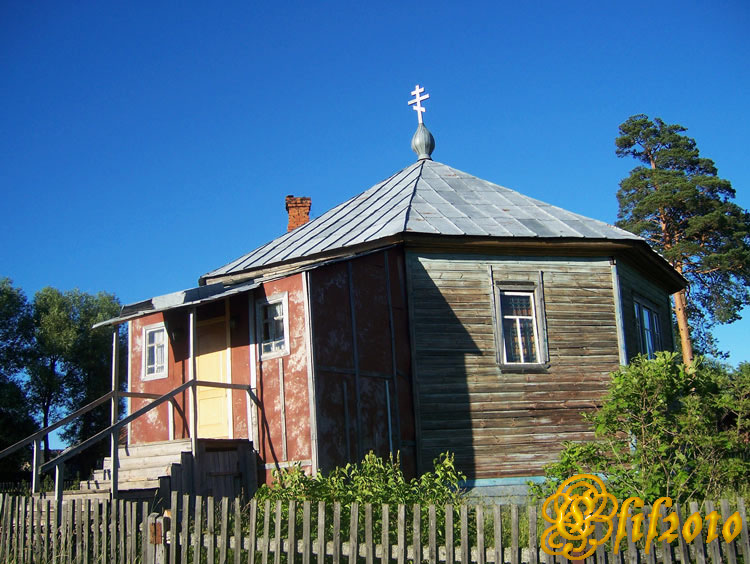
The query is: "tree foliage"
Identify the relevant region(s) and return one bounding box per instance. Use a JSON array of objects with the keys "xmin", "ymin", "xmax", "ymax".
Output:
[
  {"xmin": 27, "ymin": 287, "xmax": 122, "ymax": 461},
  {"xmin": 0, "ymin": 278, "xmax": 122, "ymax": 478},
  {"xmin": 532, "ymin": 353, "xmax": 750, "ymax": 503},
  {"xmin": 615, "ymin": 114, "xmax": 750, "ymax": 359},
  {"xmin": 0, "ymin": 279, "xmax": 38, "ymax": 479},
  {"xmin": 0, "ymin": 278, "xmax": 34, "ymax": 379}
]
